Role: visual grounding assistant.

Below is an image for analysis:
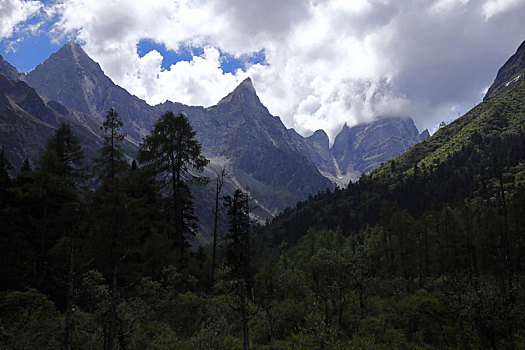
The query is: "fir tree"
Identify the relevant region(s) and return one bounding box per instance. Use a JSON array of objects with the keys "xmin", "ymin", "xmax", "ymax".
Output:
[
  {"xmin": 222, "ymin": 189, "xmax": 253, "ymax": 350},
  {"xmin": 137, "ymin": 111, "xmax": 209, "ymax": 254},
  {"xmin": 34, "ymin": 123, "xmax": 86, "ymax": 350},
  {"xmin": 90, "ymin": 108, "xmax": 130, "ymax": 350}
]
